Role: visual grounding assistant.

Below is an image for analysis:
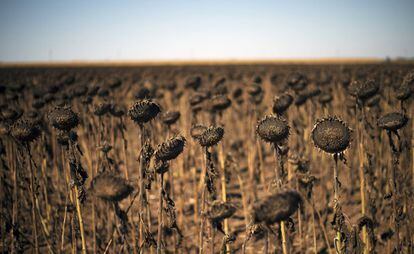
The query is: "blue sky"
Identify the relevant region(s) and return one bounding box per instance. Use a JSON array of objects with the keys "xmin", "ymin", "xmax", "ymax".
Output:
[{"xmin": 1, "ymin": 0, "xmax": 413, "ymax": 62}]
